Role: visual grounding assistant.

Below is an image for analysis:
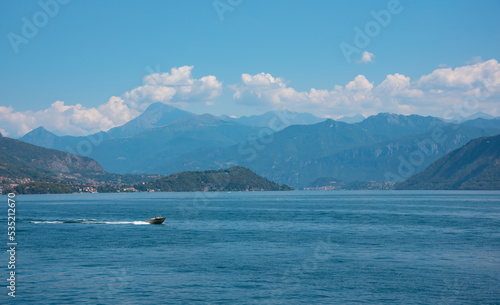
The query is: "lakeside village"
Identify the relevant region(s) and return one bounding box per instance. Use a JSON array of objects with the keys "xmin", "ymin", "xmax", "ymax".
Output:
[
  {"xmin": 1, "ymin": 174, "xmax": 396, "ymax": 194},
  {"xmin": 303, "ymin": 180, "xmax": 395, "ymax": 191},
  {"xmin": 0, "ymin": 174, "xmax": 162, "ymax": 195}
]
